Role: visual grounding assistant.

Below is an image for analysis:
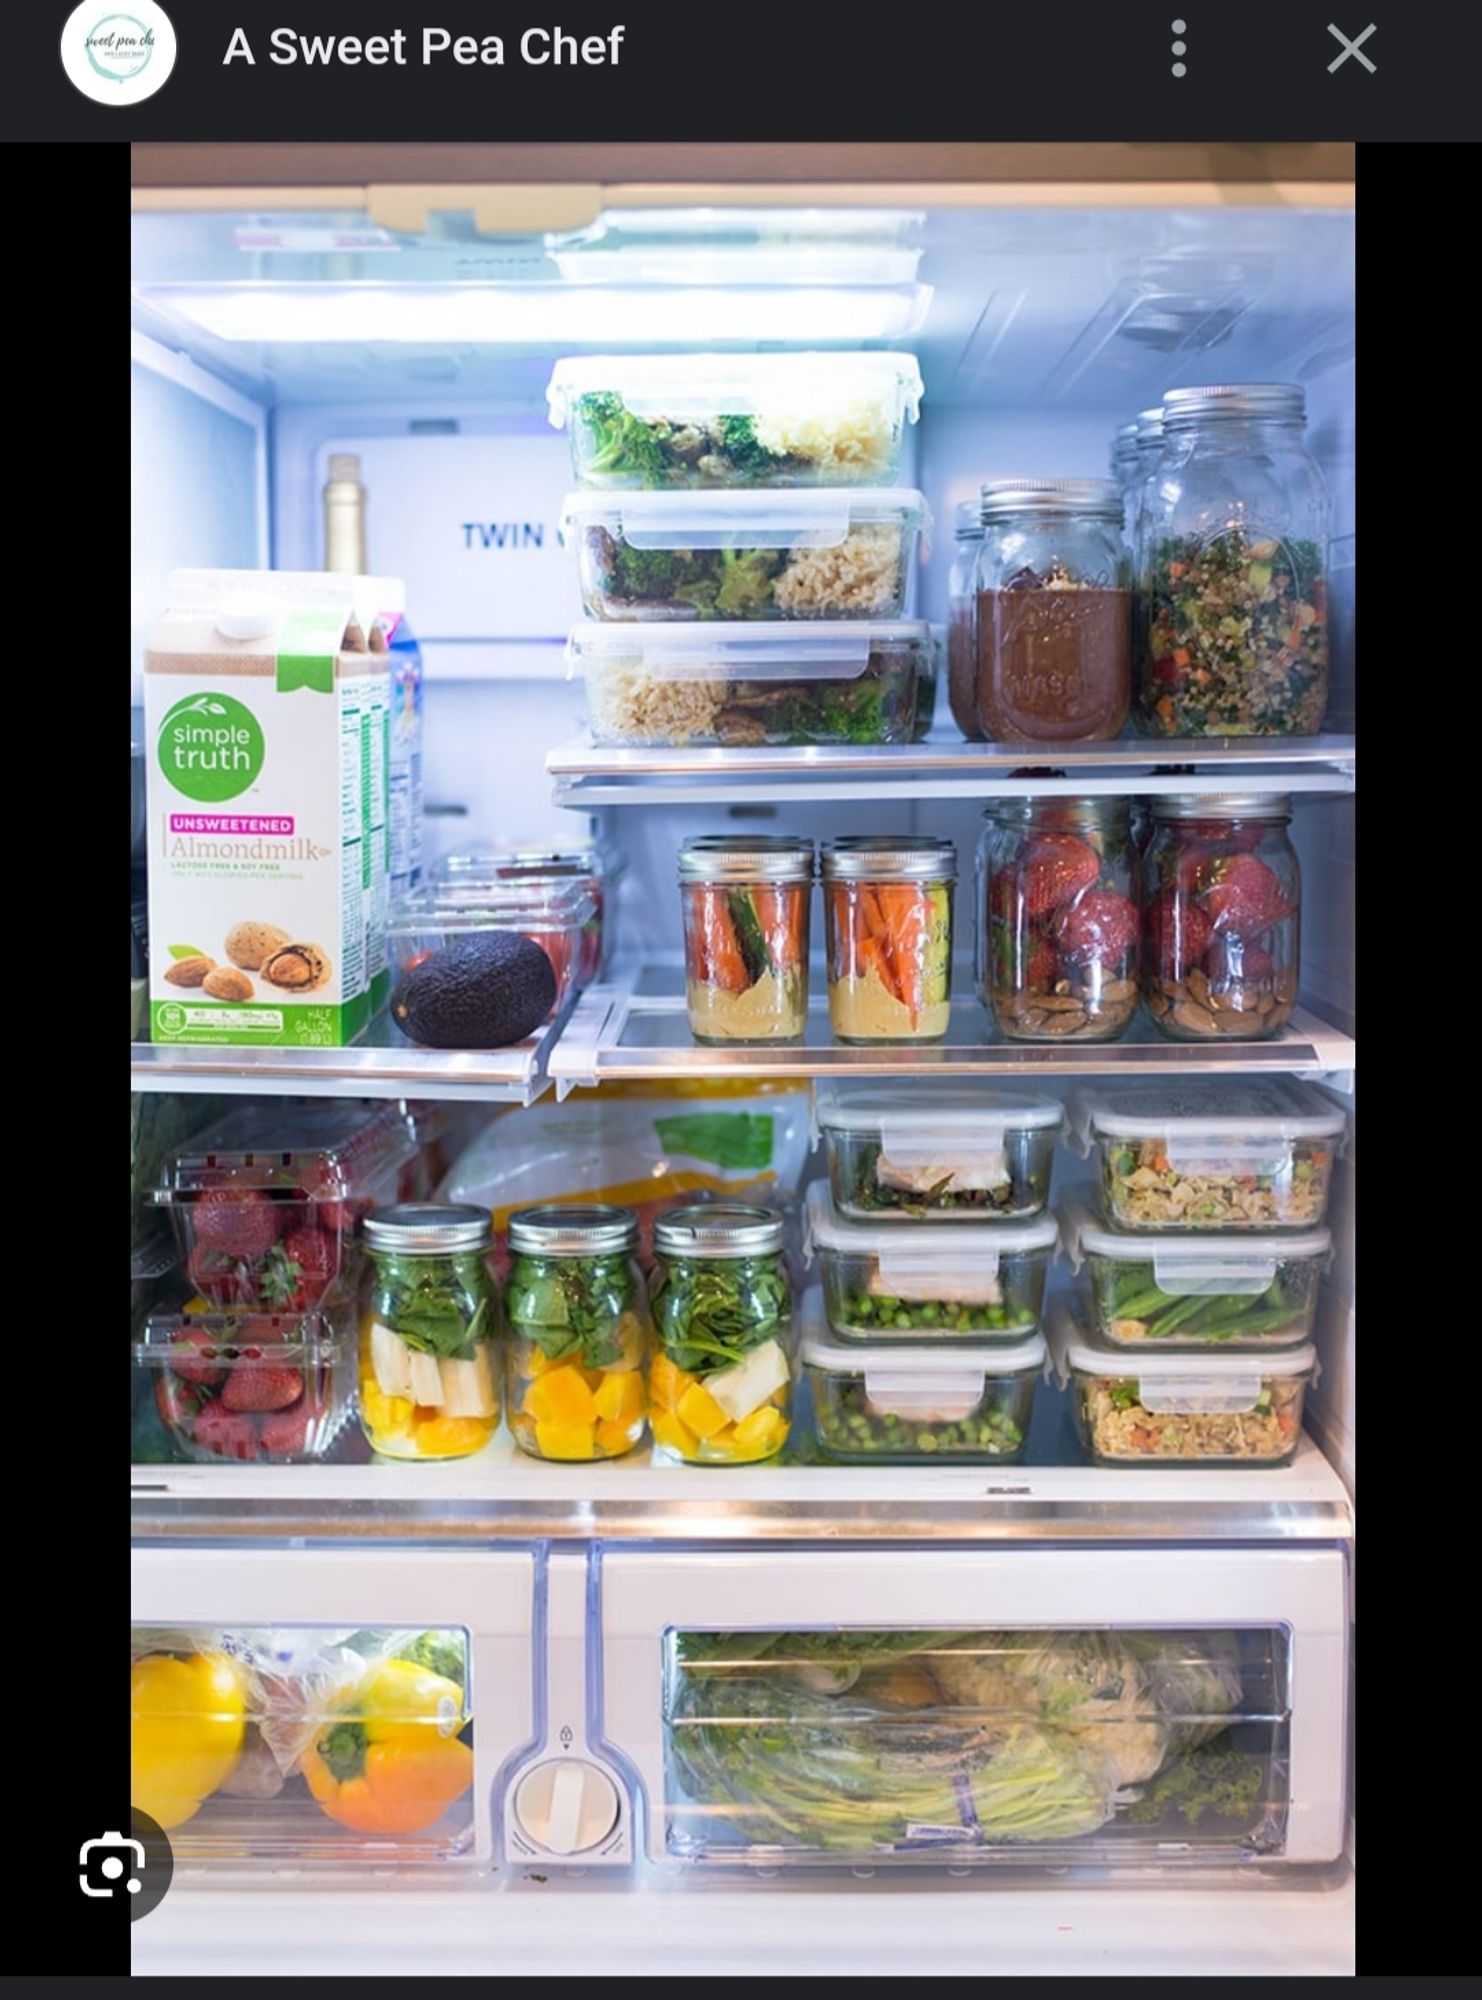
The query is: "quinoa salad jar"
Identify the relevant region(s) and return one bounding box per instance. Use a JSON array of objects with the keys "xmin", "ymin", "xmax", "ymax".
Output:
[
  {"xmin": 821, "ymin": 836, "xmax": 955, "ymax": 1044},
  {"xmin": 678, "ymin": 835, "xmax": 814, "ymax": 1044}
]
